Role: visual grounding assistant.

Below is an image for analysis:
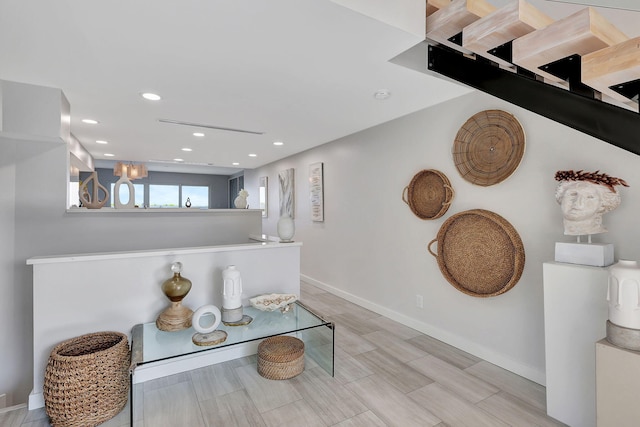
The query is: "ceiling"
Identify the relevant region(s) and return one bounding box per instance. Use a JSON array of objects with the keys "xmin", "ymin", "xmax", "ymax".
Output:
[
  {"xmin": 0, "ymin": 0, "xmax": 473, "ymax": 175},
  {"xmin": 1, "ymin": 1, "xmax": 637, "ymax": 176}
]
